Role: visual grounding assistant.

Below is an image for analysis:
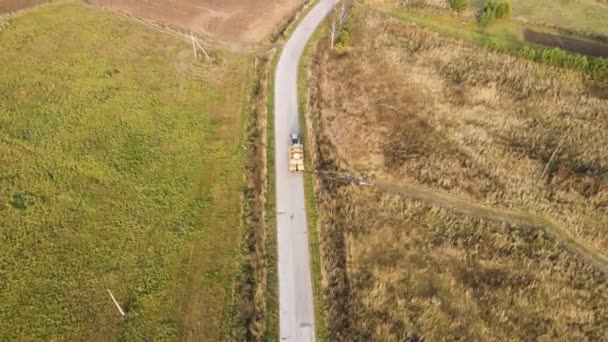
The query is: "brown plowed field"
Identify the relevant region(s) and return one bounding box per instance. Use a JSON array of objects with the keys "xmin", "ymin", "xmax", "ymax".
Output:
[
  {"xmin": 0, "ymin": 0, "xmax": 52, "ymax": 13},
  {"xmin": 89, "ymin": 0, "xmax": 304, "ymax": 44}
]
